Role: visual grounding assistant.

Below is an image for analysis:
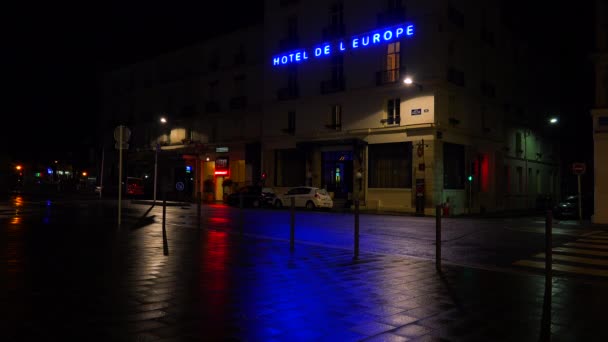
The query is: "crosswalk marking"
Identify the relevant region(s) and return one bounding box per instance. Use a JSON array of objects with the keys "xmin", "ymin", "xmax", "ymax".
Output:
[
  {"xmin": 578, "ymin": 239, "xmax": 608, "ymax": 244},
  {"xmin": 513, "ymin": 260, "xmax": 608, "ymax": 277},
  {"xmin": 565, "ymin": 242, "xmax": 608, "ymax": 250},
  {"xmin": 584, "ymin": 234, "xmax": 608, "ymax": 239},
  {"xmin": 514, "ymin": 231, "xmax": 608, "ymax": 278},
  {"xmin": 552, "ymin": 247, "xmax": 608, "ymax": 257},
  {"xmin": 533, "ymin": 253, "xmax": 608, "ymax": 266}
]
